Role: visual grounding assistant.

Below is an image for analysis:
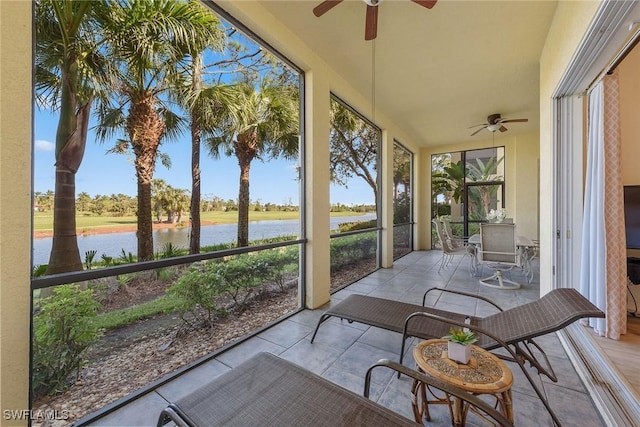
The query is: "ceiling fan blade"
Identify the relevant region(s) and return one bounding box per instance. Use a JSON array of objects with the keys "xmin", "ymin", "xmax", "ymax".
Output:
[
  {"xmin": 468, "ymin": 123, "xmax": 488, "ymax": 129},
  {"xmin": 500, "ymin": 118, "xmax": 529, "ymax": 124},
  {"xmin": 411, "ymin": 0, "xmax": 437, "ymax": 9},
  {"xmin": 313, "ymin": 0, "xmax": 343, "ymax": 17},
  {"xmin": 499, "ymin": 125, "xmax": 508, "ymax": 133},
  {"xmin": 365, "ymin": 5, "xmax": 378, "ymax": 41},
  {"xmin": 470, "ymin": 126, "xmax": 487, "ymax": 136}
]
